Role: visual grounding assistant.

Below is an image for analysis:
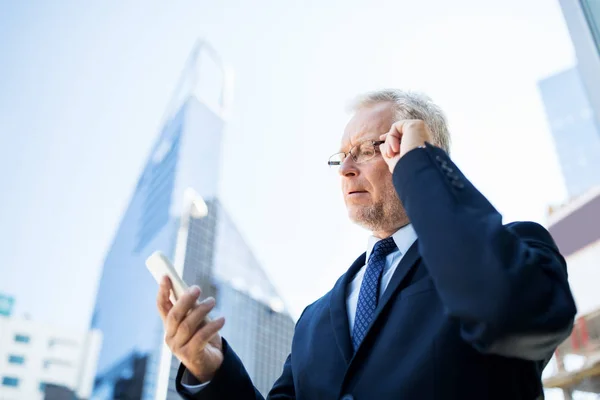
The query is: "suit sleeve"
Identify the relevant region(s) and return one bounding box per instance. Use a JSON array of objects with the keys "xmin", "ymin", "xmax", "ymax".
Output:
[
  {"xmin": 175, "ymin": 338, "xmax": 264, "ymax": 400},
  {"xmin": 175, "ymin": 337, "xmax": 296, "ymax": 400},
  {"xmin": 392, "ymin": 143, "xmax": 577, "ymax": 360}
]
